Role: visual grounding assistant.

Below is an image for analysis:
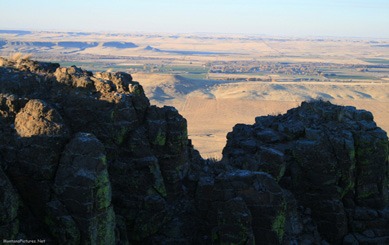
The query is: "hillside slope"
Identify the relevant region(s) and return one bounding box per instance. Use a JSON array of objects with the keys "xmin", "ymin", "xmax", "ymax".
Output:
[{"xmin": 133, "ymin": 73, "xmax": 389, "ymax": 158}]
